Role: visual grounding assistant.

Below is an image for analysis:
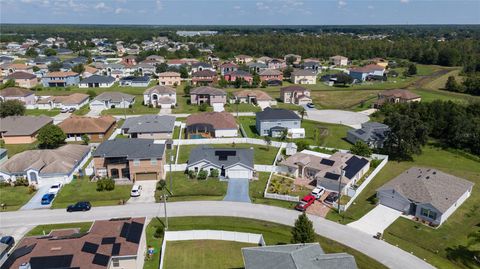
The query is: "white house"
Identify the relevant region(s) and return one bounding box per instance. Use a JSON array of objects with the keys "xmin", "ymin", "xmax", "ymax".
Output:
[
  {"xmin": 143, "ymin": 85, "xmax": 177, "ymax": 108},
  {"xmin": 291, "ymin": 70, "xmax": 317, "ymax": 85},
  {"xmin": 90, "ymin": 92, "xmax": 135, "ymax": 111},
  {"xmin": 36, "ymin": 93, "xmax": 90, "ymax": 110}
]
